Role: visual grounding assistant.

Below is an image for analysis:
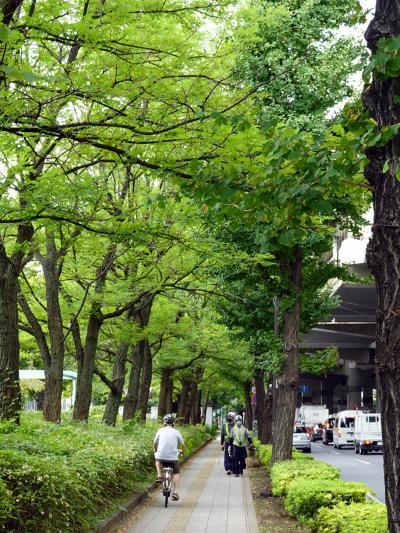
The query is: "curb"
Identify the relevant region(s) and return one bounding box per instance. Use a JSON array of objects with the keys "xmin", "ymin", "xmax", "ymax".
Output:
[{"xmin": 93, "ymin": 437, "xmax": 213, "ymax": 533}]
